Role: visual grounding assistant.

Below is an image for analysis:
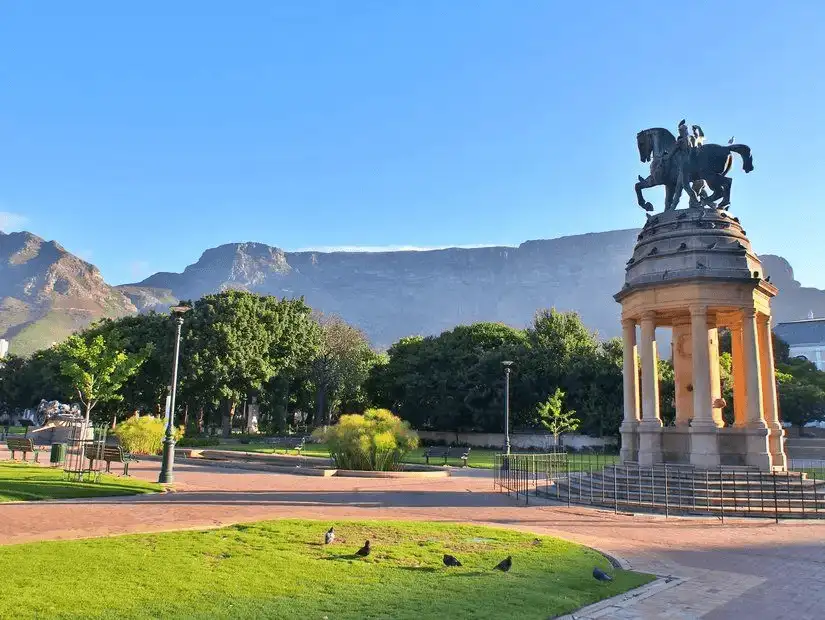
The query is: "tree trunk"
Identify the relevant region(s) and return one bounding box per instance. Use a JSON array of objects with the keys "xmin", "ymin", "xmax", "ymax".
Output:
[
  {"xmin": 111, "ymin": 413, "xmax": 117, "ymax": 430},
  {"xmin": 84, "ymin": 402, "xmax": 92, "ymax": 425},
  {"xmin": 315, "ymin": 386, "xmax": 326, "ymax": 427},
  {"xmin": 197, "ymin": 406, "xmax": 204, "ymax": 433},
  {"xmin": 222, "ymin": 401, "xmax": 234, "ymax": 438},
  {"xmin": 183, "ymin": 404, "xmax": 189, "ymax": 430}
]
